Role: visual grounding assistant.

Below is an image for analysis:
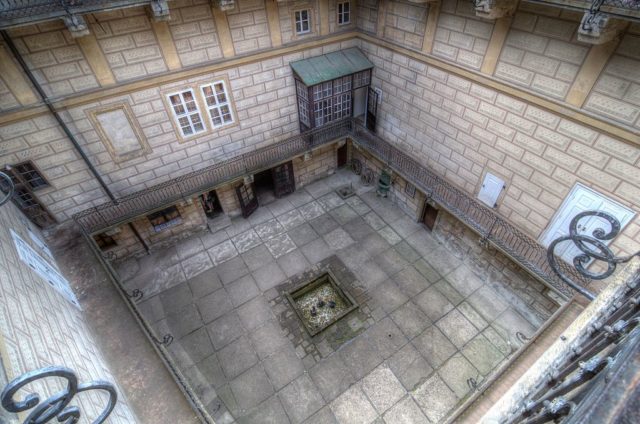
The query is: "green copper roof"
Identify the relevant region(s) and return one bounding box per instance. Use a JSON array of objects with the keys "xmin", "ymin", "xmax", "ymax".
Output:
[{"xmin": 290, "ymin": 47, "xmax": 374, "ymax": 86}]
